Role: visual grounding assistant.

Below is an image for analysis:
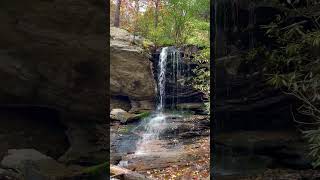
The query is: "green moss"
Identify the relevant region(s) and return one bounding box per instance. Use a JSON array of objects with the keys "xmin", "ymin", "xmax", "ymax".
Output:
[
  {"xmin": 142, "ymin": 39, "xmax": 154, "ymax": 49},
  {"xmin": 135, "ymin": 111, "xmax": 151, "ymax": 119},
  {"xmin": 118, "ymin": 126, "xmax": 130, "ymax": 133},
  {"xmin": 82, "ymin": 162, "xmax": 108, "ymax": 177}
]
